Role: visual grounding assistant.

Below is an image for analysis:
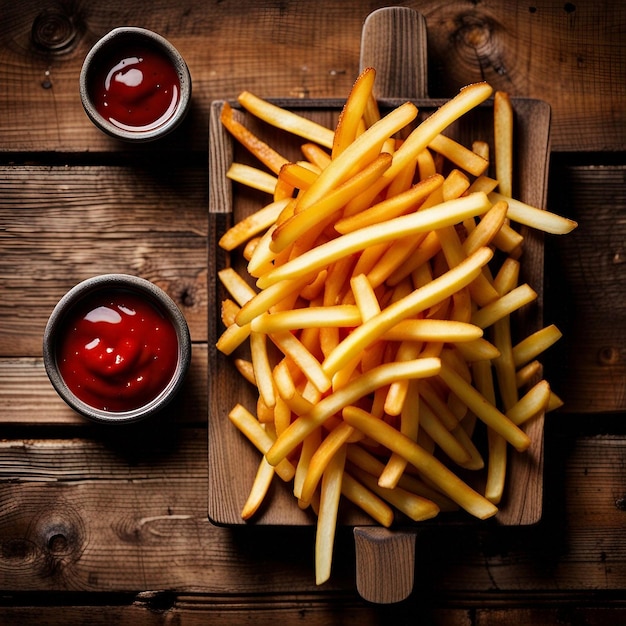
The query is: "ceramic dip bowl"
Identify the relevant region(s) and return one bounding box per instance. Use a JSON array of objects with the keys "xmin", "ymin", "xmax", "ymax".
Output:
[
  {"xmin": 43, "ymin": 274, "xmax": 191, "ymax": 423},
  {"xmin": 79, "ymin": 27, "xmax": 191, "ymax": 142}
]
